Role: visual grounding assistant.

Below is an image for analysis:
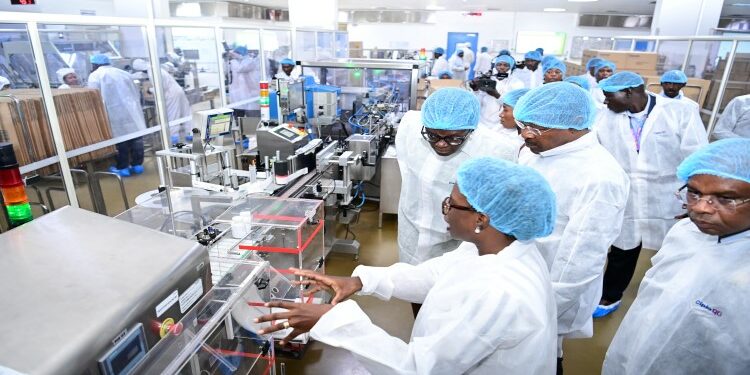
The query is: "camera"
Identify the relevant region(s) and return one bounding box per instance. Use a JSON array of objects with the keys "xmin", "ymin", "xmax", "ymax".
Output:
[{"xmin": 475, "ymin": 72, "xmax": 496, "ymax": 91}]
